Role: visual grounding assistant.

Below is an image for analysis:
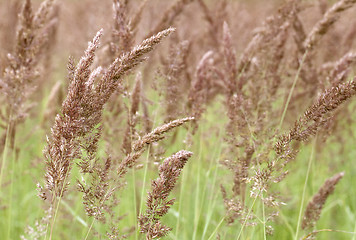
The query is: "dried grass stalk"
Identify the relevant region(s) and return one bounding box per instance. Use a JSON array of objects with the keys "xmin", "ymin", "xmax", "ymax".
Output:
[
  {"xmin": 147, "ymin": 0, "xmax": 192, "ymax": 37},
  {"xmin": 222, "ymin": 22, "xmax": 237, "ymax": 97},
  {"xmin": 237, "ymin": 0, "xmax": 298, "ymax": 73},
  {"xmin": 44, "ymin": 27, "xmax": 175, "ymax": 197},
  {"xmin": 117, "ymin": 117, "xmax": 193, "ymax": 177},
  {"xmin": 44, "ymin": 30, "xmax": 104, "ymax": 196},
  {"xmin": 0, "ymin": 0, "xmax": 56, "ymax": 145},
  {"xmin": 122, "ymin": 72, "xmax": 142, "ymax": 154},
  {"xmin": 164, "ymin": 40, "xmax": 190, "ymax": 121},
  {"xmin": 131, "ymin": 0, "xmax": 148, "ymax": 30},
  {"xmin": 77, "ymin": 157, "xmax": 114, "ymax": 221},
  {"xmin": 197, "ymin": 0, "xmax": 228, "ymax": 46},
  {"xmin": 111, "ymin": 0, "xmax": 133, "ymax": 56},
  {"xmin": 302, "ymin": 172, "xmax": 344, "ymax": 230},
  {"xmin": 328, "ymin": 51, "xmax": 356, "ymax": 86},
  {"xmin": 276, "ymin": 77, "xmax": 356, "ymax": 166},
  {"xmin": 304, "ymin": 0, "xmax": 356, "ymax": 50},
  {"xmin": 188, "ymin": 51, "xmax": 214, "ymax": 124}
]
